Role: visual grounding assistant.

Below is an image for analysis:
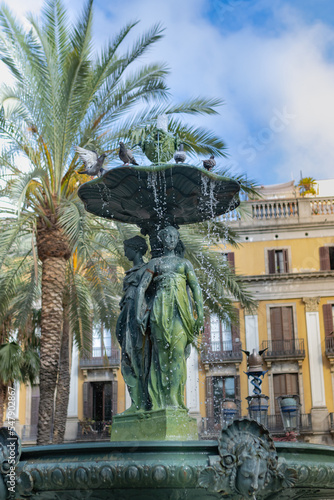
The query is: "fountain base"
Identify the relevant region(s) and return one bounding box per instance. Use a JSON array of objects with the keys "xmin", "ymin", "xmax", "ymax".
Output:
[{"xmin": 110, "ymin": 408, "xmax": 198, "ymax": 441}]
